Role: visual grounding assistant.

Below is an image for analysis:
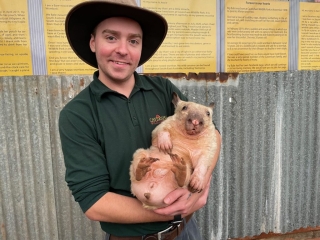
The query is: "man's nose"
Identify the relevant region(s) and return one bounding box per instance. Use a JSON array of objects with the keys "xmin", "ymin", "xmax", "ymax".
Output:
[{"xmin": 115, "ymin": 40, "xmax": 128, "ymax": 55}]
